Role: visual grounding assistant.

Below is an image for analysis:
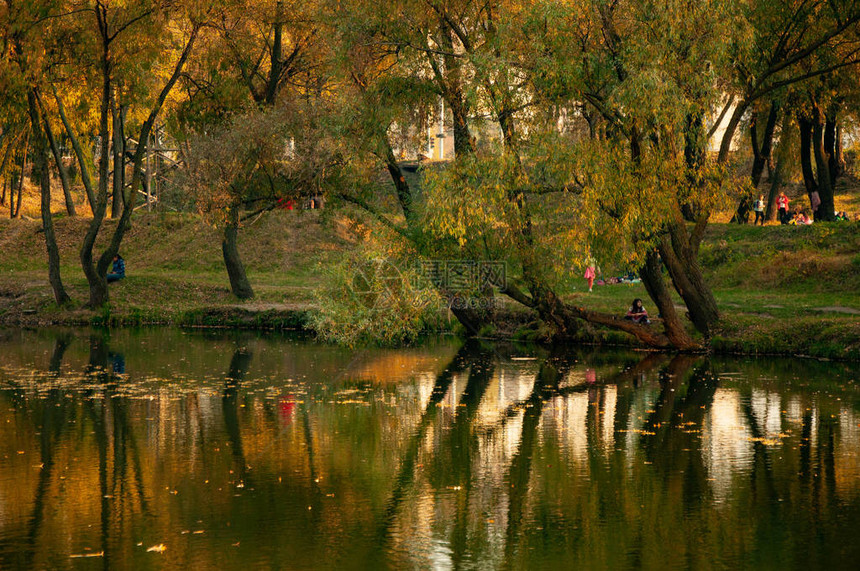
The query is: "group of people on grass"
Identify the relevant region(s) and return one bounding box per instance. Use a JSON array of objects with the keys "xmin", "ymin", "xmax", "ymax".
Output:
[{"xmin": 753, "ymin": 192, "xmax": 854, "ymax": 225}]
